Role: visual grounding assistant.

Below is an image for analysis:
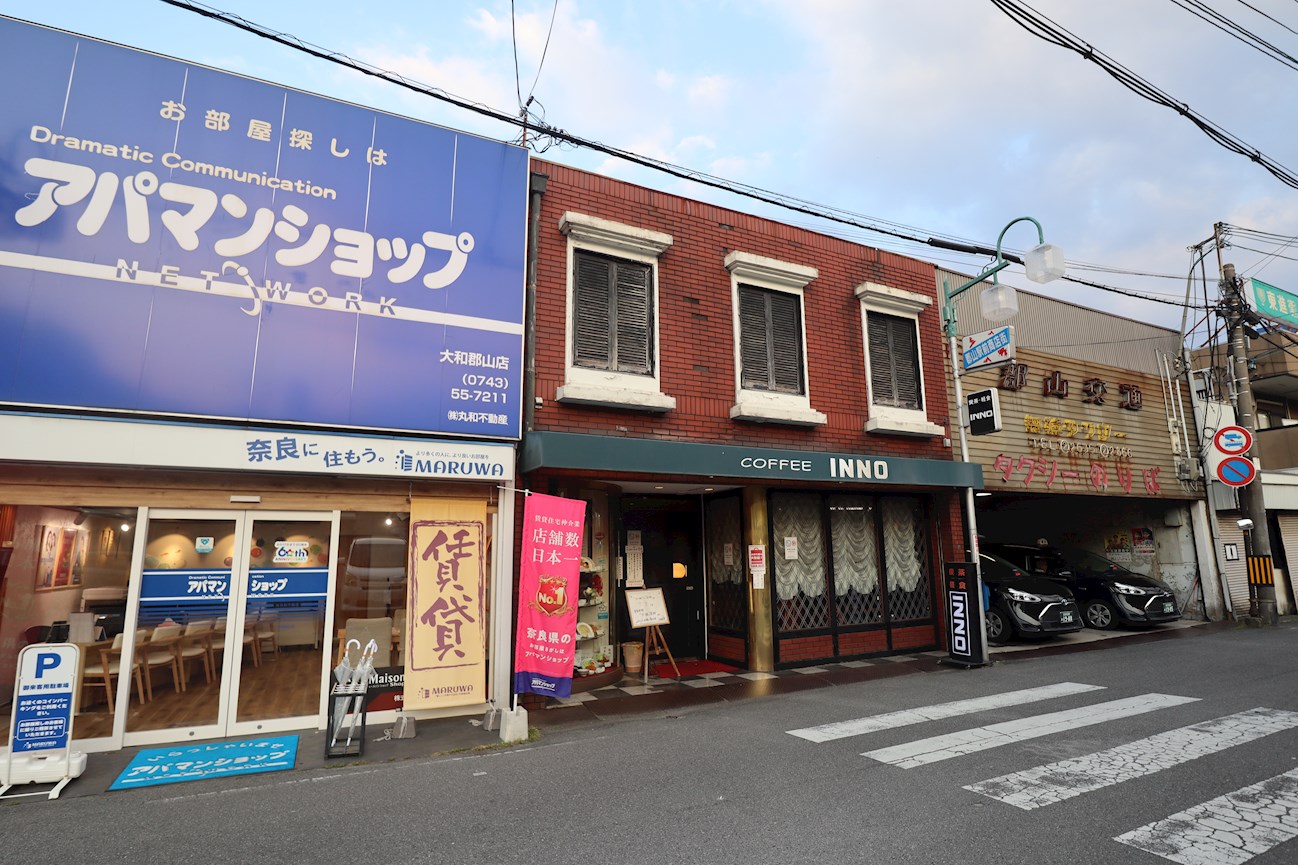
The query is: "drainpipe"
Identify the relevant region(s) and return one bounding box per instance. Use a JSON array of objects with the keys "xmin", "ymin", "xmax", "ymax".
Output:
[{"xmin": 523, "ymin": 171, "xmax": 548, "ymax": 435}]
